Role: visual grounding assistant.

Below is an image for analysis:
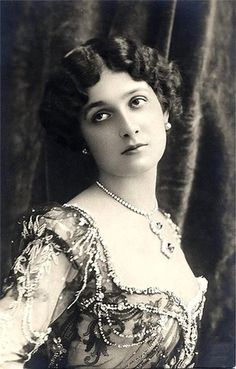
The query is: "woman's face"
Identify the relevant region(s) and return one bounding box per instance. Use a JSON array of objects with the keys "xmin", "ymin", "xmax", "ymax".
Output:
[{"xmin": 80, "ymin": 68, "xmax": 168, "ymax": 178}]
